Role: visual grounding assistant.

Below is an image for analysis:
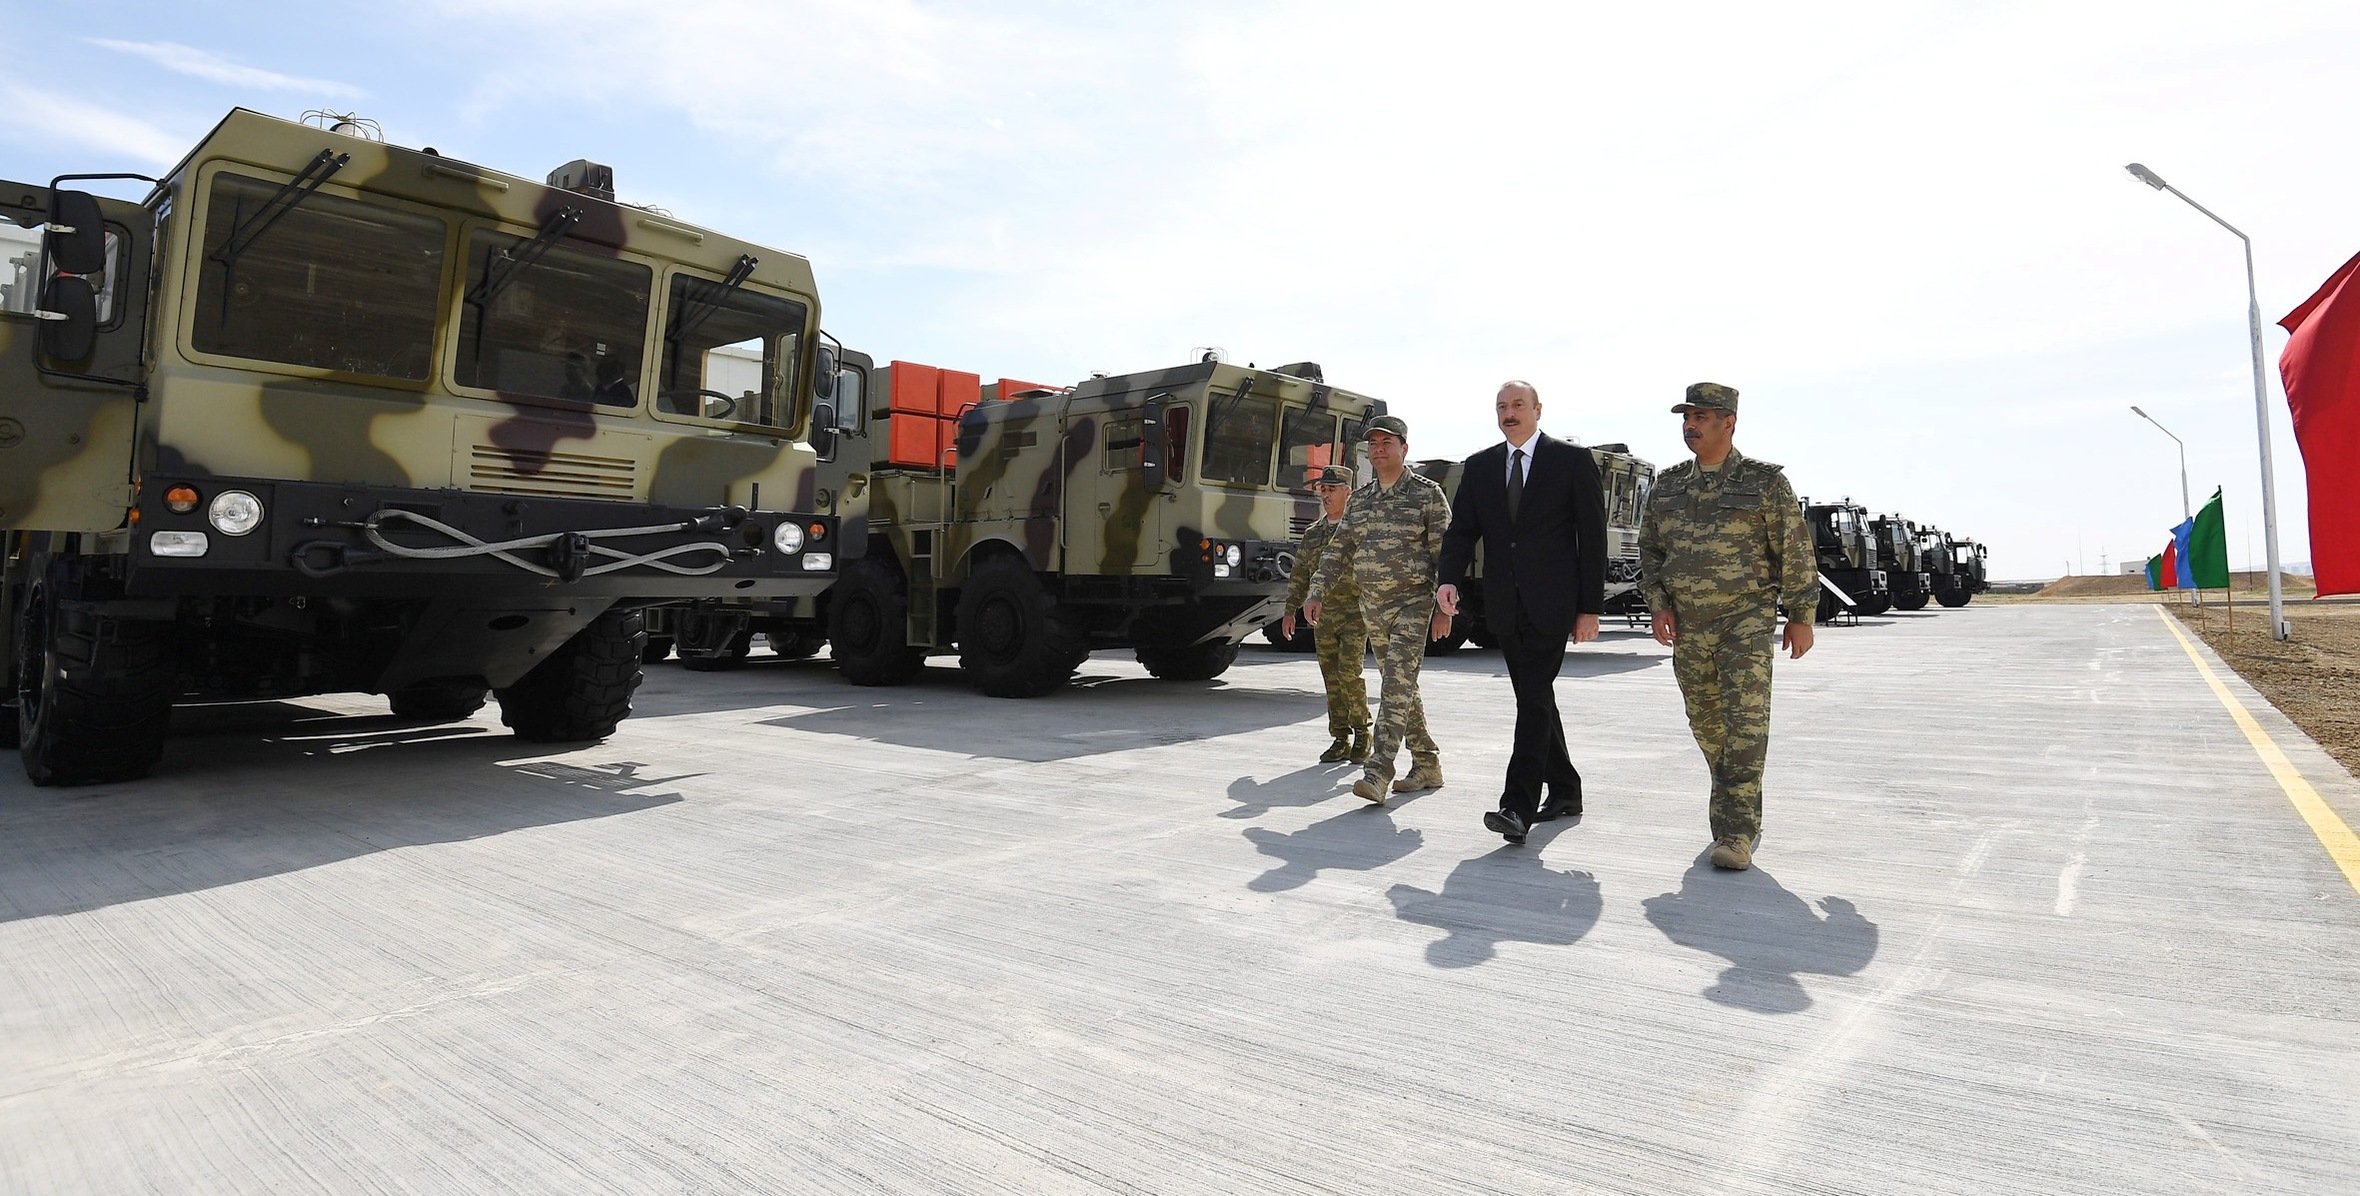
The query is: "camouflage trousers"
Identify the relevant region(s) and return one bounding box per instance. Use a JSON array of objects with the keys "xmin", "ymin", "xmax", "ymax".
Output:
[
  {"xmin": 1313, "ymin": 602, "xmax": 1371, "ymax": 737},
  {"xmin": 1670, "ymin": 602, "xmax": 1779, "ymax": 843},
  {"xmin": 1361, "ymin": 598, "xmax": 1439, "ymax": 782}
]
